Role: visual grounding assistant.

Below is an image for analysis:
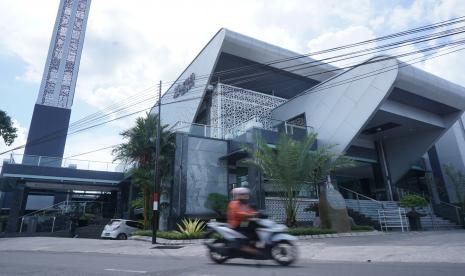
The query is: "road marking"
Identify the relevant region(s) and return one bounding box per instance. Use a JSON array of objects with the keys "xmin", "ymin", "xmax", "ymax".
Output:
[{"xmin": 104, "ymin": 268, "xmax": 147, "ymax": 274}]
